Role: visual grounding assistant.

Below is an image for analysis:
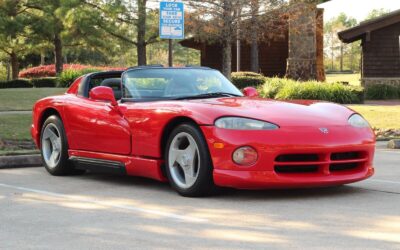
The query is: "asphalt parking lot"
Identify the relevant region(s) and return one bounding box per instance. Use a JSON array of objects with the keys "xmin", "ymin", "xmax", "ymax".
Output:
[{"xmin": 1, "ymin": 142, "xmax": 399, "ymax": 250}]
